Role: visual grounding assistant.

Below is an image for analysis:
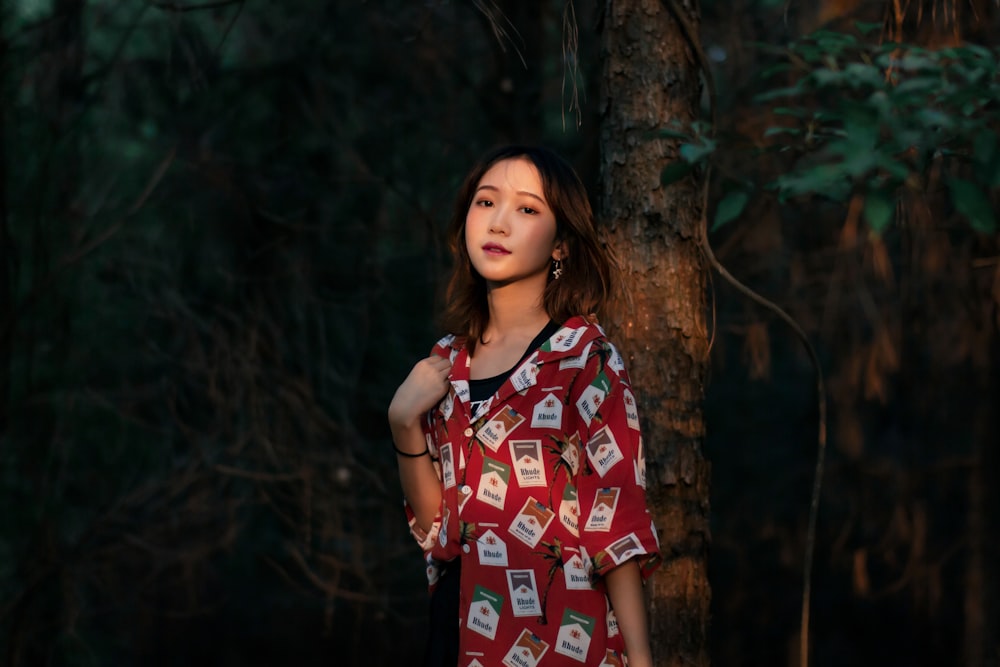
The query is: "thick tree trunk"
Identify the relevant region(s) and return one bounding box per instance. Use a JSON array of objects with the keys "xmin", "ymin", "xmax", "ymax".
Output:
[
  {"xmin": 964, "ymin": 334, "xmax": 1000, "ymax": 667},
  {"xmin": 964, "ymin": 404, "xmax": 987, "ymax": 667},
  {"xmin": 0, "ymin": 0, "xmax": 9, "ymax": 436},
  {"xmin": 598, "ymin": 2, "xmax": 711, "ymax": 665},
  {"xmin": 7, "ymin": 2, "xmax": 85, "ymax": 664}
]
